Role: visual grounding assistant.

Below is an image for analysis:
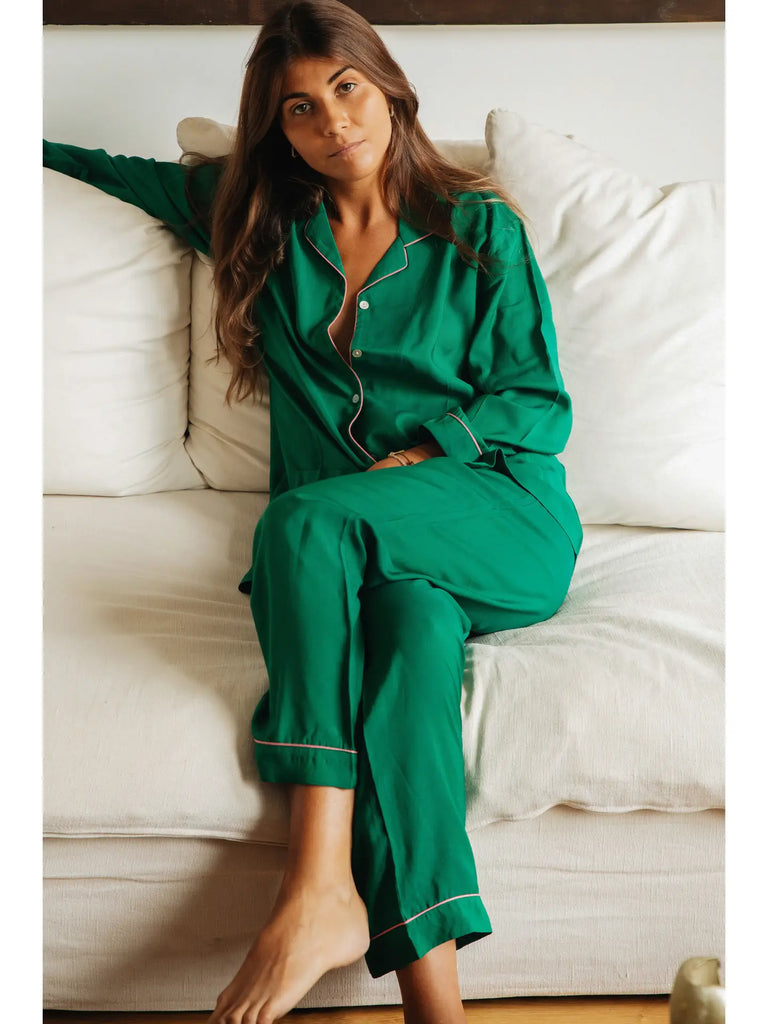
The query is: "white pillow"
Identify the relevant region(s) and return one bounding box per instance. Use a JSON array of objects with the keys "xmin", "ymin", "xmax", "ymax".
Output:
[
  {"xmin": 43, "ymin": 169, "xmax": 205, "ymax": 496},
  {"xmin": 177, "ymin": 116, "xmax": 234, "ymax": 158},
  {"xmin": 187, "ymin": 252, "xmax": 271, "ymax": 491},
  {"xmin": 486, "ymin": 109, "xmax": 724, "ymax": 530},
  {"xmin": 178, "ymin": 117, "xmax": 488, "ymax": 491}
]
